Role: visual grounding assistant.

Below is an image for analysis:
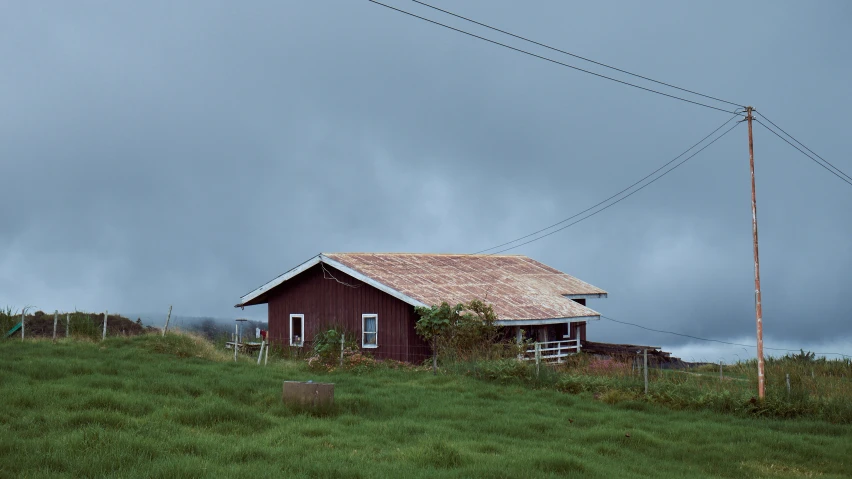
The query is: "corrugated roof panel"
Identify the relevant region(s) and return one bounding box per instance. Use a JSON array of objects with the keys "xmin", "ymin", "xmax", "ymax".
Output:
[{"xmin": 322, "ymin": 253, "xmax": 605, "ymax": 321}]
